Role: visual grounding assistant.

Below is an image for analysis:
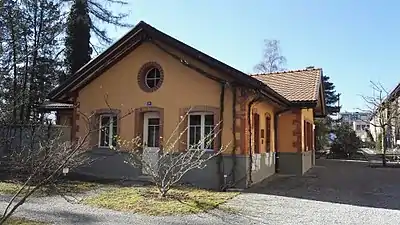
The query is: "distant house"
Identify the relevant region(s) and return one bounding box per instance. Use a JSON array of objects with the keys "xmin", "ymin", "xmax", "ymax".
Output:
[
  {"xmin": 340, "ymin": 112, "xmax": 370, "ymax": 141},
  {"xmin": 369, "ymin": 83, "xmax": 400, "ymax": 150},
  {"xmin": 44, "ymin": 21, "xmax": 327, "ymax": 189}
]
